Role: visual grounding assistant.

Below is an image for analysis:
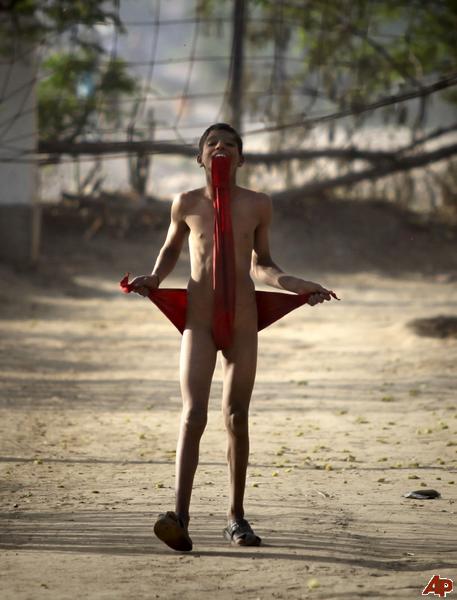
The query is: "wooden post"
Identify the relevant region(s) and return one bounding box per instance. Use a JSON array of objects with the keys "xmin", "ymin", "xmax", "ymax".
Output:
[
  {"xmin": 0, "ymin": 34, "xmax": 40, "ymax": 265},
  {"xmin": 228, "ymin": 0, "xmax": 246, "ymax": 133}
]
